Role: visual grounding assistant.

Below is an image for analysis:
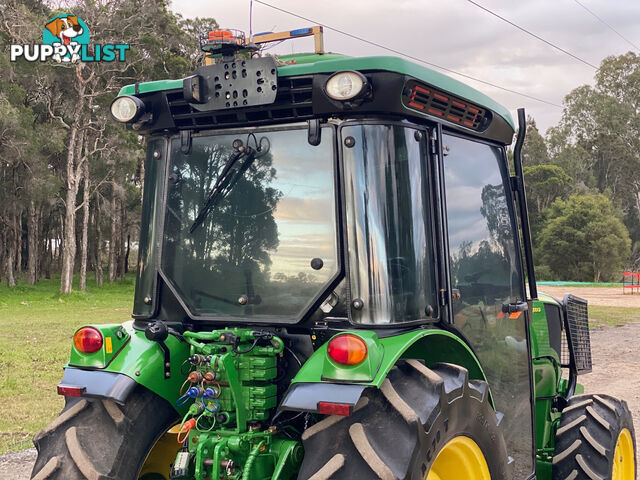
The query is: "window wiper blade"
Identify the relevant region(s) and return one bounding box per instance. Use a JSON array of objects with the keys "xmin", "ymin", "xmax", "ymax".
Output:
[
  {"xmin": 189, "ymin": 144, "xmax": 254, "ymax": 234},
  {"xmin": 189, "ymin": 135, "xmax": 270, "ymax": 234}
]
